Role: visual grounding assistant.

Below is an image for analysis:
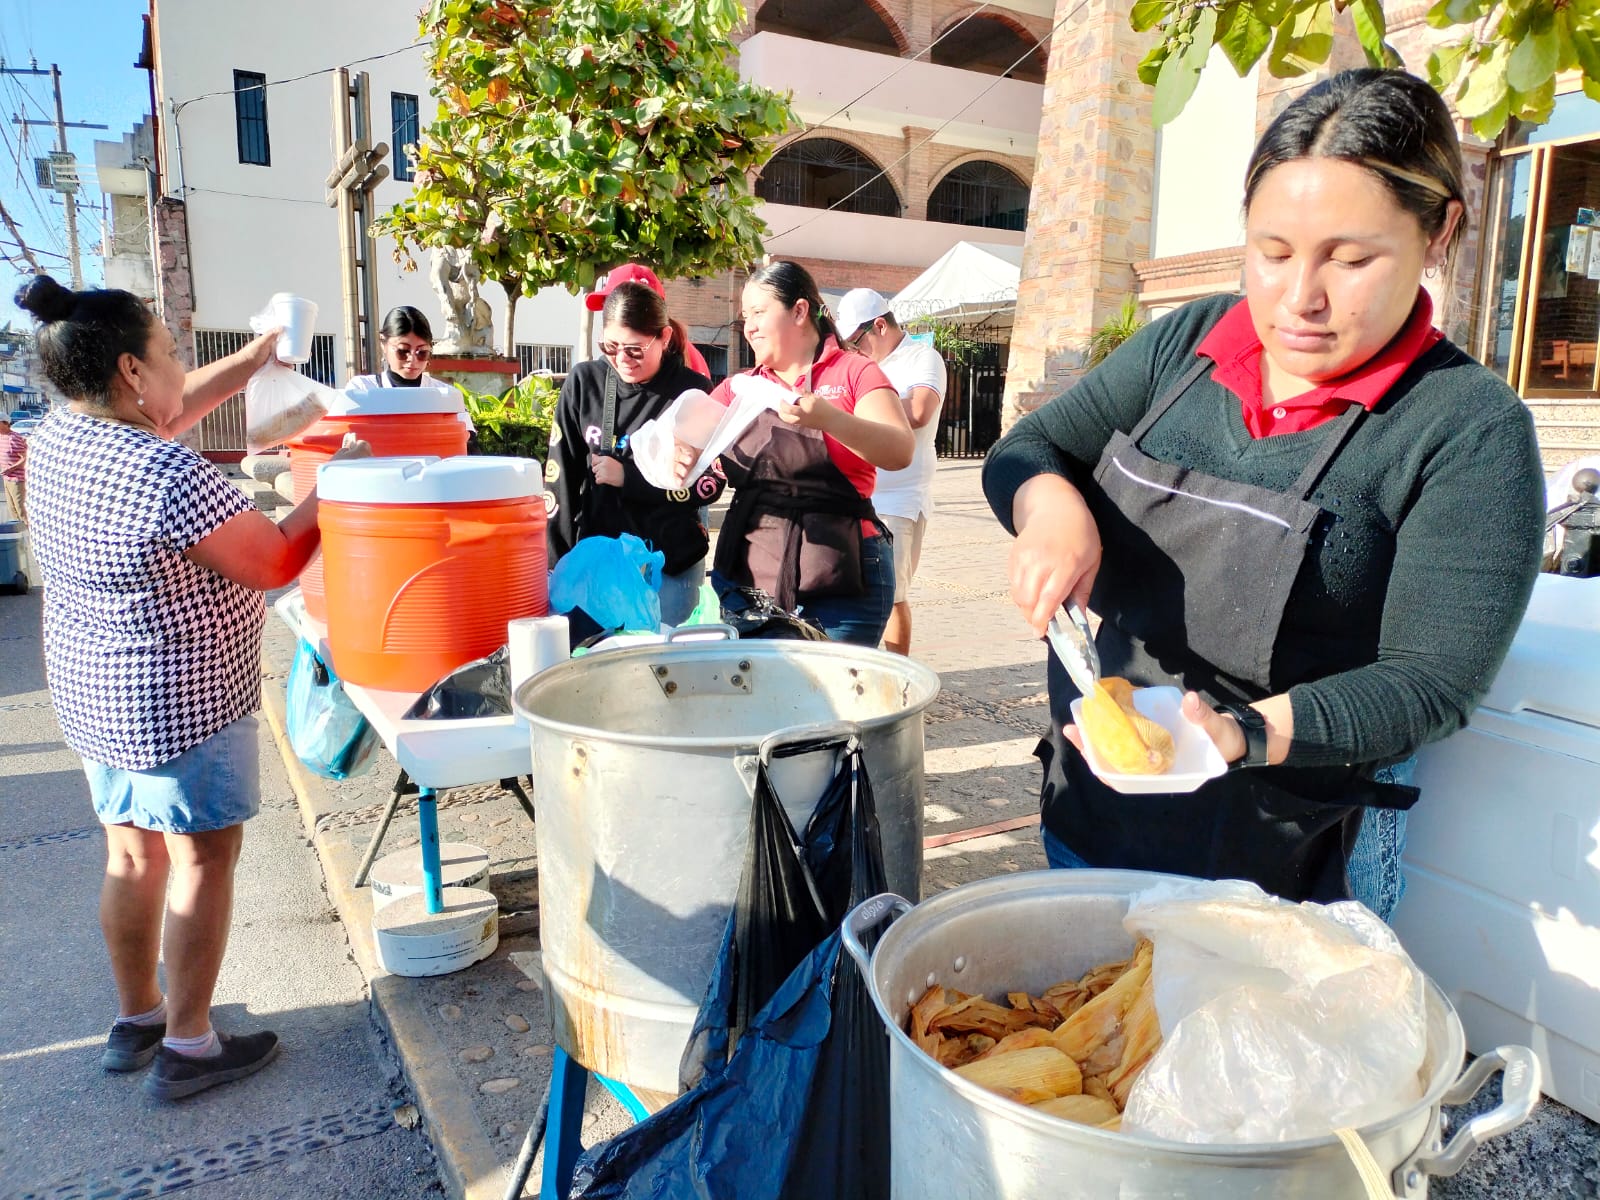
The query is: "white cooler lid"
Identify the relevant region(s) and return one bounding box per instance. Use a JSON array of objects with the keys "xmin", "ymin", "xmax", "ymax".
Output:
[
  {"xmin": 325, "ymin": 386, "xmax": 462, "ymax": 416},
  {"xmin": 1480, "ymin": 573, "xmax": 1600, "ymax": 728},
  {"xmin": 318, "ymin": 455, "xmax": 543, "ymax": 504}
]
